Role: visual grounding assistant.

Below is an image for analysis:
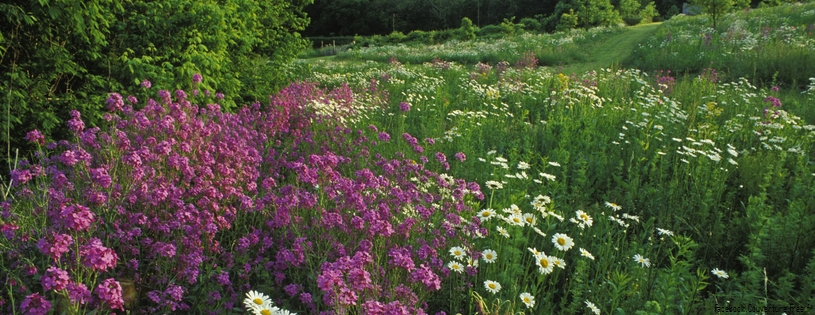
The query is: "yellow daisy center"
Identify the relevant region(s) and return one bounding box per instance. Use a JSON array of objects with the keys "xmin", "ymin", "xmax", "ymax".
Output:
[
  {"xmin": 488, "ymin": 283, "xmax": 496, "ymax": 289},
  {"xmin": 524, "ymin": 297, "xmax": 531, "ymax": 302},
  {"xmin": 558, "ymin": 238, "xmax": 566, "ymax": 246},
  {"xmin": 481, "ymin": 211, "xmax": 490, "ymax": 217},
  {"xmin": 525, "ymin": 217, "xmax": 534, "ymax": 223},
  {"xmin": 539, "ymin": 258, "xmax": 549, "ymax": 267},
  {"xmin": 454, "ymin": 250, "xmax": 461, "ymax": 256},
  {"xmin": 486, "ymin": 254, "xmax": 493, "ymax": 259},
  {"xmin": 253, "ymin": 298, "xmax": 263, "ymax": 305},
  {"xmin": 261, "ymin": 310, "xmax": 271, "ymax": 315},
  {"xmin": 580, "ymin": 214, "xmax": 589, "ymax": 221}
]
